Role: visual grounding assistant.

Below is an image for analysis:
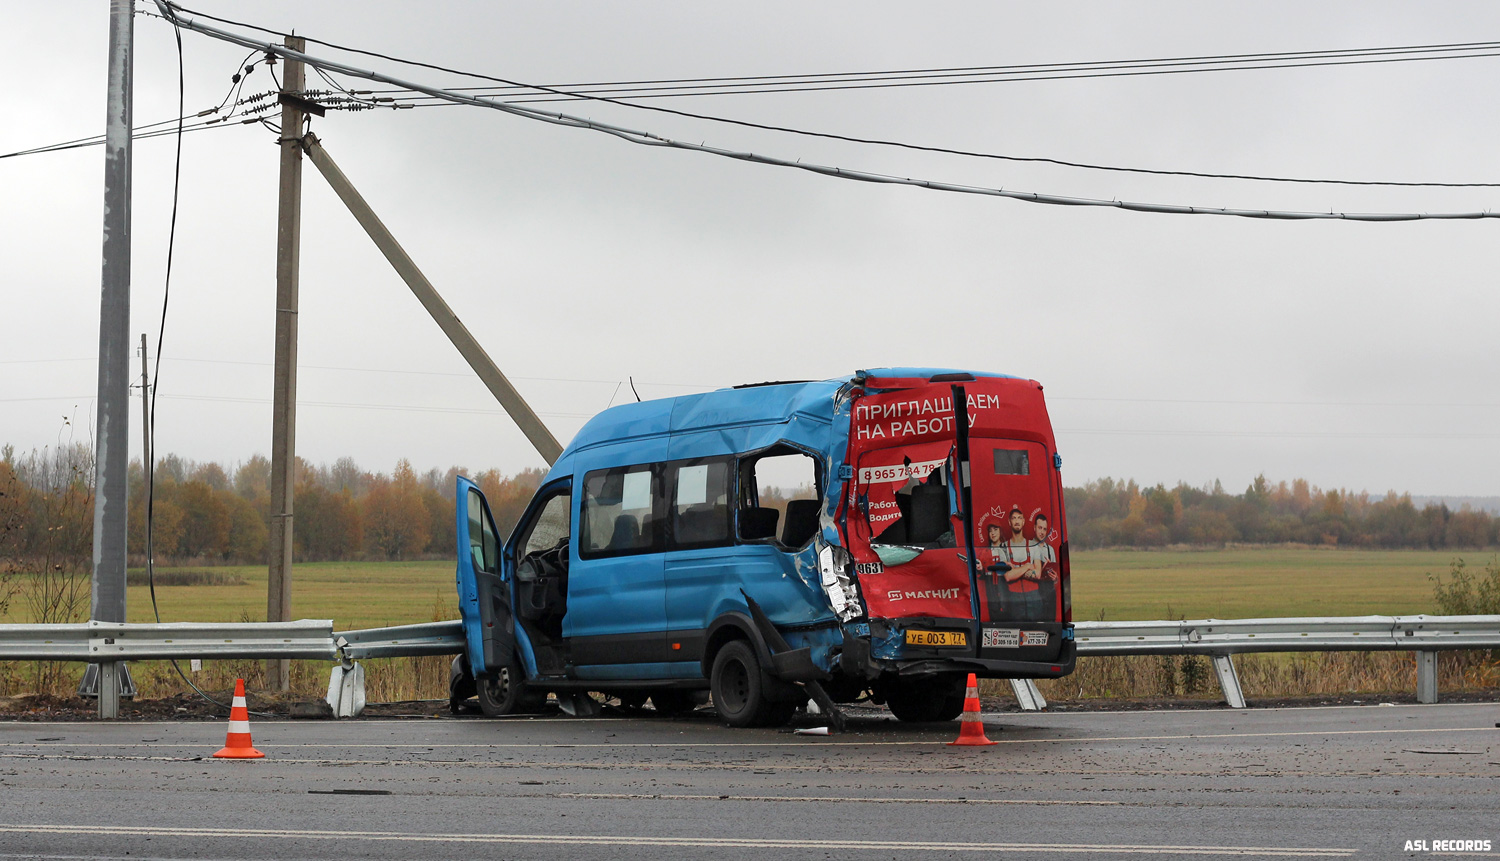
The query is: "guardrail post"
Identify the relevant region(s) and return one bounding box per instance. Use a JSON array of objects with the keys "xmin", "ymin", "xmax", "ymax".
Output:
[
  {"xmin": 1211, "ymin": 653, "xmax": 1246, "ymax": 709},
  {"xmin": 97, "ymin": 661, "xmax": 119, "ymax": 719},
  {"xmin": 1416, "ymin": 651, "xmax": 1438, "ymax": 704},
  {"xmin": 1009, "ymin": 678, "xmax": 1046, "ymax": 710},
  {"xmin": 326, "ymin": 657, "xmax": 366, "ymax": 718}
]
